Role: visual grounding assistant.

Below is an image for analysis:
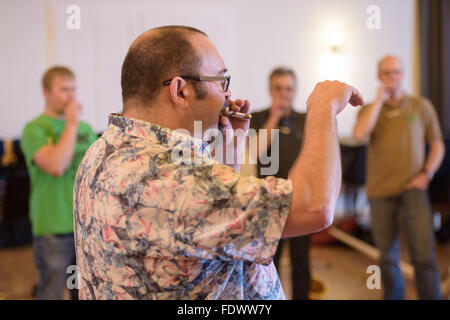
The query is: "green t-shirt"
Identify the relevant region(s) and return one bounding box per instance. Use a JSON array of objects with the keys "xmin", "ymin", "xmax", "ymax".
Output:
[{"xmin": 20, "ymin": 114, "xmax": 98, "ymax": 236}]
